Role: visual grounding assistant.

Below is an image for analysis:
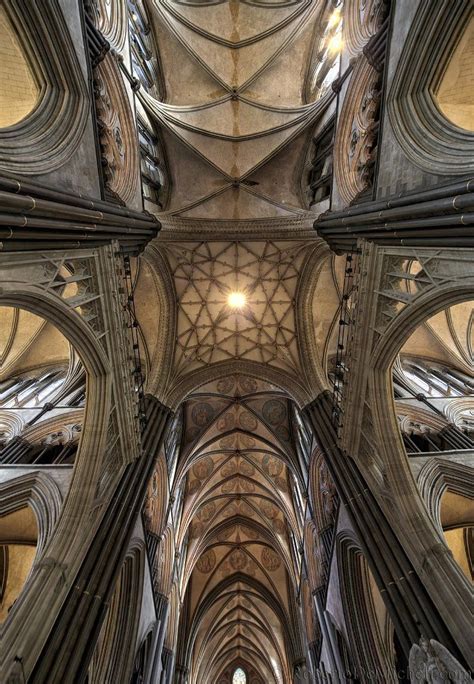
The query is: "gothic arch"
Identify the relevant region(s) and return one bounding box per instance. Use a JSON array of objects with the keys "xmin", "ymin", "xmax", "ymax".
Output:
[
  {"xmin": 92, "ymin": 0, "xmax": 128, "ymax": 53},
  {"xmin": 89, "ymin": 538, "xmax": 146, "ymax": 683},
  {"xmin": 344, "ymin": 0, "xmax": 388, "ymax": 56},
  {"xmin": 0, "ymin": 287, "xmax": 111, "ymax": 487},
  {"xmin": 369, "ymin": 283, "xmax": 474, "ymax": 470},
  {"xmin": 336, "ymin": 531, "xmax": 397, "ymax": 682},
  {"xmin": 388, "ymin": 0, "xmax": 474, "ymax": 175},
  {"xmin": 138, "ymin": 244, "xmax": 177, "ymax": 401},
  {"xmin": 166, "ymin": 359, "xmax": 311, "ymax": 409},
  {"xmin": 416, "ymin": 459, "xmax": 474, "ymax": 530},
  {"xmin": 0, "ymin": 472, "xmax": 62, "ymax": 554},
  {"xmin": 0, "ymin": 0, "xmax": 89, "ymax": 174},
  {"xmin": 365, "ymin": 281, "xmax": 474, "ymax": 659},
  {"xmin": 131, "ymin": 628, "xmax": 154, "ymax": 684},
  {"xmin": 0, "ymin": 286, "xmax": 113, "ymax": 676},
  {"xmin": 295, "ymin": 239, "xmax": 334, "ymax": 395},
  {"xmin": 183, "ymin": 572, "xmax": 299, "ymax": 676}
]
